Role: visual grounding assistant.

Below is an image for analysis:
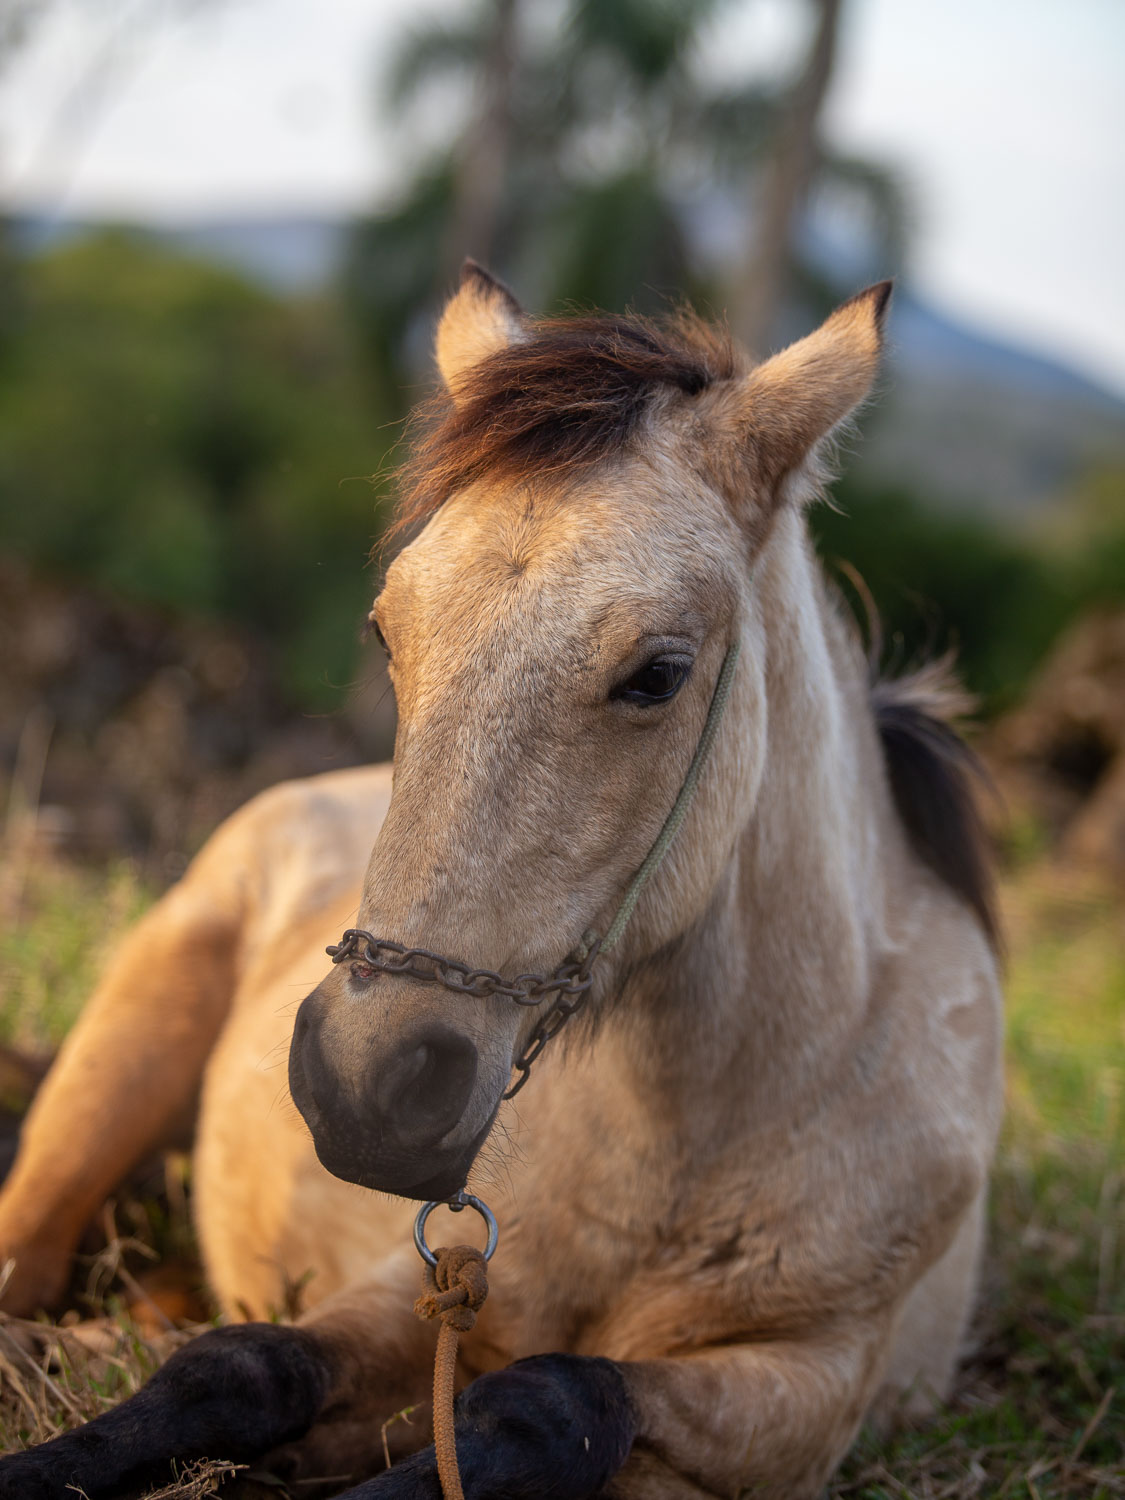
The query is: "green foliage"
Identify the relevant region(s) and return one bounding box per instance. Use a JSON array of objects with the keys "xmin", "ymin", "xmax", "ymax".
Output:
[
  {"xmin": 811, "ymin": 470, "xmax": 1125, "ymax": 711},
  {"xmin": 0, "ymin": 229, "xmax": 390, "ymax": 706},
  {"xmin": 536, "ymin": 168, "xmax": 693, "ymax": 312},
  {"xmin": 0, "ymin": 223, "xmax": 1119, "ymax": 725},
  {"xmin": 1051, "ymin": 468, "xmax": 1125, "ymax": 608},
  {"xmin": 566, "ymin": 0, "xmax": 727, "ymax": 85}
]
